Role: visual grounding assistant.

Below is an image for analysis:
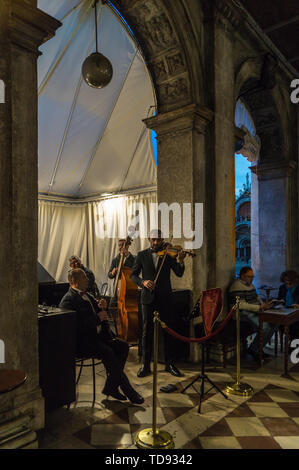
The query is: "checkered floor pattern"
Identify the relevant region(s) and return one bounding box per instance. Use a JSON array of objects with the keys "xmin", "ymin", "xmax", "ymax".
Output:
[{"xmin": 37, "ymin": 348, "xmax": 299, "ymax": 449}]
